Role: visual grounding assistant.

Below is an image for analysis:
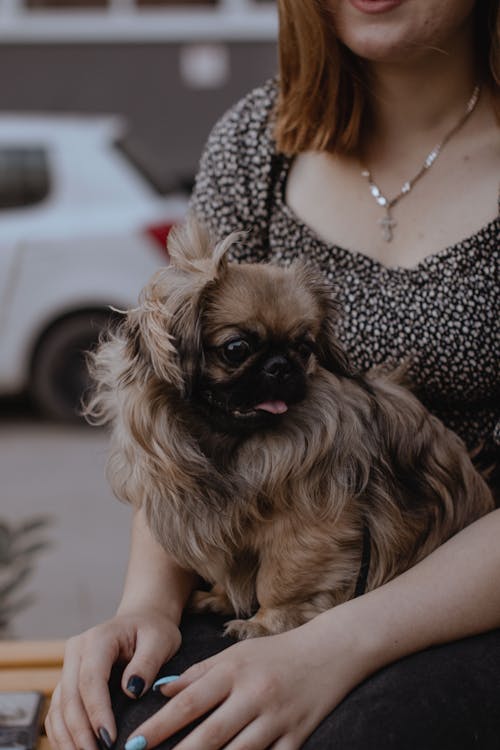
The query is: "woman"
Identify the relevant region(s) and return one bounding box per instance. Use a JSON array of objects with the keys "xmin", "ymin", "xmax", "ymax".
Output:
[{"xmin": 46, "ymin": 1, "xmax": 500, "ymax": 748}]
